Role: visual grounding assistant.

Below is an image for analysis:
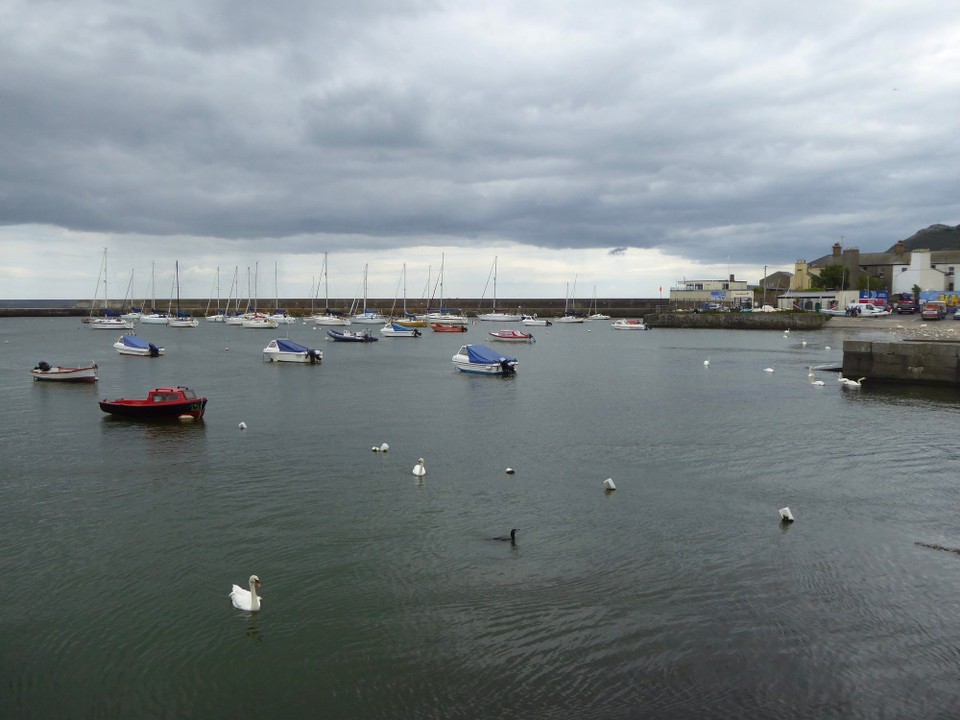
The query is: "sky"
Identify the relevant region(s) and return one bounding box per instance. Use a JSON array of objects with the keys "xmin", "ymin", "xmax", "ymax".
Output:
[{"xmin": 1, "ymin": 0, "xmax": 958, "ymax": 301}]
